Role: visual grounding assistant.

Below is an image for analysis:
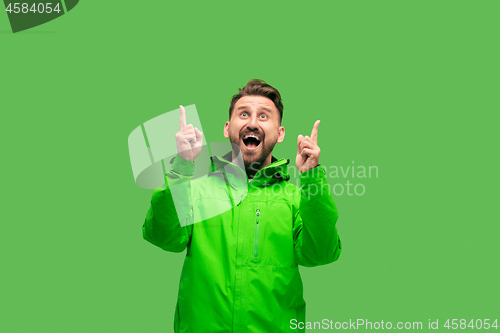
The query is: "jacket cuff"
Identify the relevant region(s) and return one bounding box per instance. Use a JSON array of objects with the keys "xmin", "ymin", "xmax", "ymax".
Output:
[
  {"xmin": 171, "ymin": 154, "xmax": 195, "ymax": 176},
  {"xmin": 299, "ymin": 164, "xmax": 325, "ymax": 185}
]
